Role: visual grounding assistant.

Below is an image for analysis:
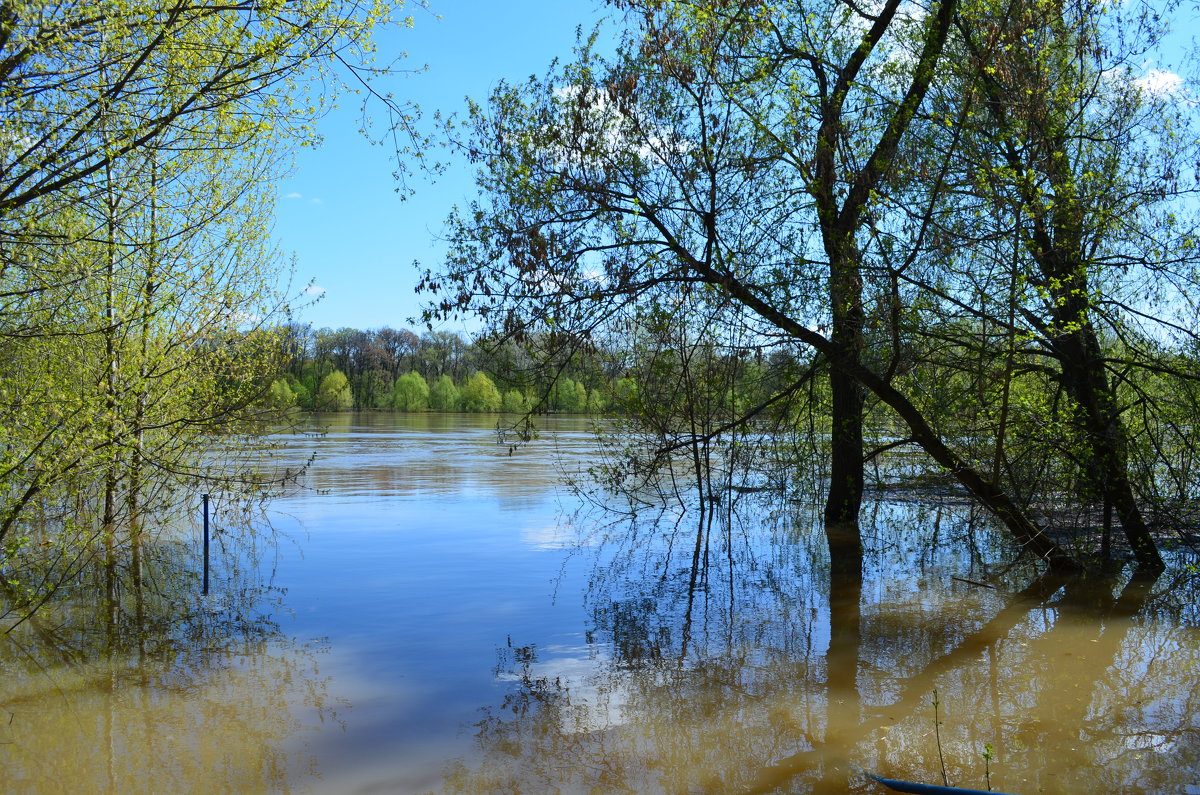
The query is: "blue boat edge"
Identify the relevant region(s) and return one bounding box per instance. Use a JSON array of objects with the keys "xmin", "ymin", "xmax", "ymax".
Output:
[{"xmin": 865, "ymin": 770, "xmax": 1019, "ymax": 795}]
